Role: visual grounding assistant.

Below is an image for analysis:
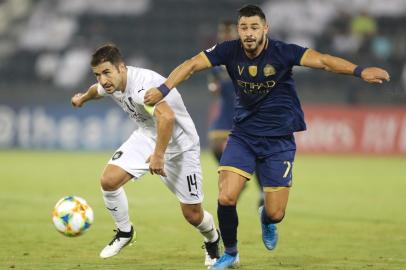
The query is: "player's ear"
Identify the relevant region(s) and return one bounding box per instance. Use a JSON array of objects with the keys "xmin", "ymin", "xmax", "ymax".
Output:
[
  {"xmin": 264, "ymin": 23, "xmax": 269, "ymax": 33},
  {"xmin": 118, "ymin": 63, "xmax": 126, "ymax": 72}
]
